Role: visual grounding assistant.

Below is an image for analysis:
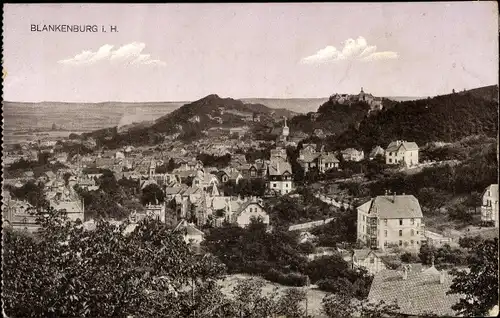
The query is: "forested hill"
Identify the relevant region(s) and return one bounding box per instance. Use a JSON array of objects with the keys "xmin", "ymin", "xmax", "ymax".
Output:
[
  {"xmin": 289, "ymin": 99, "xmax": 372, "ymax": 136},
  {"xmin": 327, "ymin": 85, "xmax": 499, "ymax": 152}
]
